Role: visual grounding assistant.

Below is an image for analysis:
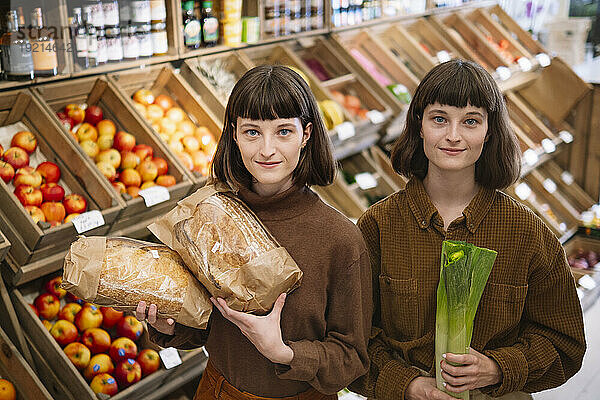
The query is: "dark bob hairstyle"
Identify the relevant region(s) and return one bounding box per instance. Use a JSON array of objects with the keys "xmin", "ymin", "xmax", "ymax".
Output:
[
  {"xmin": 390, "ymin": 59, "xmax": 521, "ymax": 189},
  {"xmin": 211, "ymin": 65, "xmax": 336, "ymax": 190}
]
